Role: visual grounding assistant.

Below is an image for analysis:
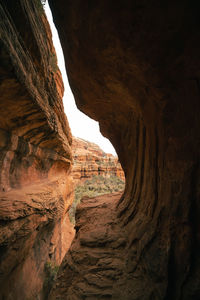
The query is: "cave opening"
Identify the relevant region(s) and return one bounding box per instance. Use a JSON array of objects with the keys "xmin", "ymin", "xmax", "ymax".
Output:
[
  {"xmin": 44, "ymin": 1, "xmax": 125, "ymax": 226},
  {"xmin": 44, "ymin": 1, "xmax": 116, "ymax": 156}
]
